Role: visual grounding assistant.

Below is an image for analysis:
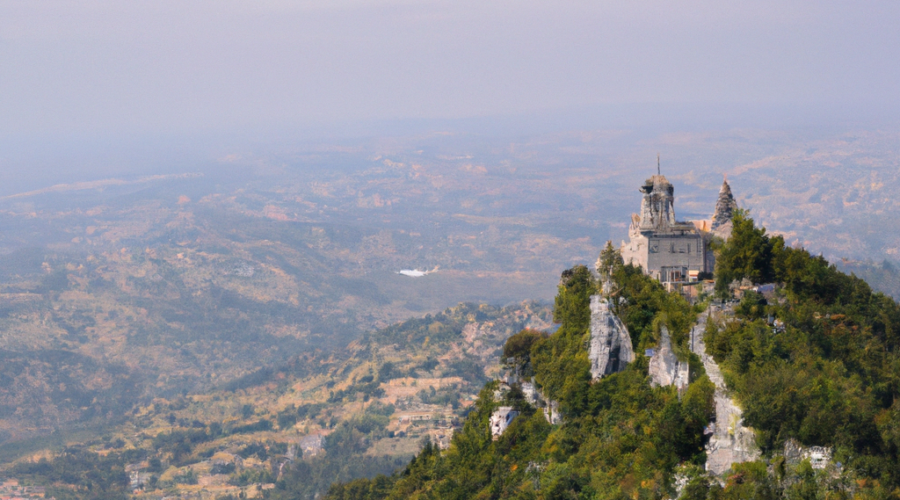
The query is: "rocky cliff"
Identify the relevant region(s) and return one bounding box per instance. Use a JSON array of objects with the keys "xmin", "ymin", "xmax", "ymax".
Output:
[
  {"xmin": 588, "ymin": 295, "xmax": 635, "ymax": 379},
  {"xmin": 648, "ymin": 326, "xmax": 688, "ymax": 391}
]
